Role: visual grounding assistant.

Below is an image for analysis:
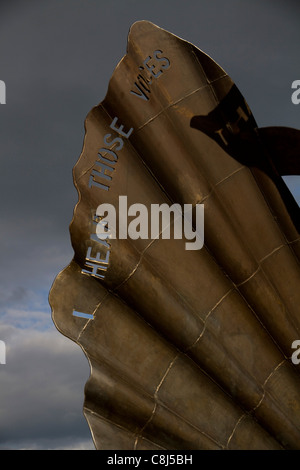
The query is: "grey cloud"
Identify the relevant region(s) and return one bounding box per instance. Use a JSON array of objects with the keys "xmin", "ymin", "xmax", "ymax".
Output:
[{"xmin": 0, "ymin": 324, "xmax": 92, "ymax": 449}]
